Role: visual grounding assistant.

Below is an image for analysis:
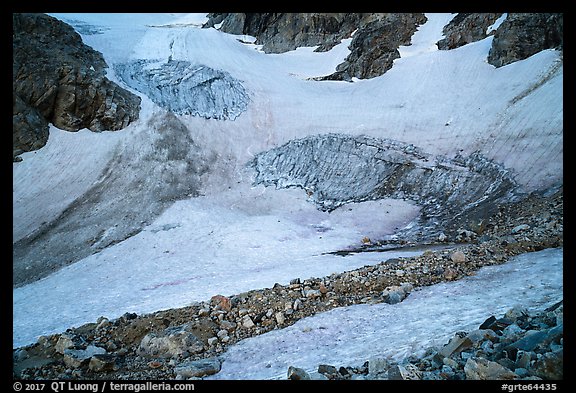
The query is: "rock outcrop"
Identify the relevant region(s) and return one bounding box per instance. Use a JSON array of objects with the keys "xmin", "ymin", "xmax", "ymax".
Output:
[
  {"xmin": 488, "ymin": 13, "xmax": 563, "ymax": 67},
  {"xmin": 323, "ymin": 13, "xmax": 427, "ymax": 81},
  {"xmin": 436, "ymin": 13, "xmax": 503, "ymax": 50},
  {"xmin": 204, "ymin": 13, "xmax": 370, "ymax": 53},
  {"xmin": 249, "ymin": 134, "xmax": 519, "ymax": 242},
  {"xmin": 206, "ymin": 13, "xmax": 427, "ymax": 81},
  {"xmin": 12, "ymin": 13, "xmax": 141, "ymax": 160}
]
